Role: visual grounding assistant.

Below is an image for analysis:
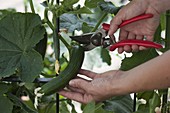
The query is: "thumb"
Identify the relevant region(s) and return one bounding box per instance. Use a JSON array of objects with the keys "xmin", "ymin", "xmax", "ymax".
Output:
[
  {"xmin": 108, "ymin": 16, "xmax": 122, "ymax": 36},
  {"xmin": 69, "ymin": 79, "xmax": 89, "ymax": 91}
]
